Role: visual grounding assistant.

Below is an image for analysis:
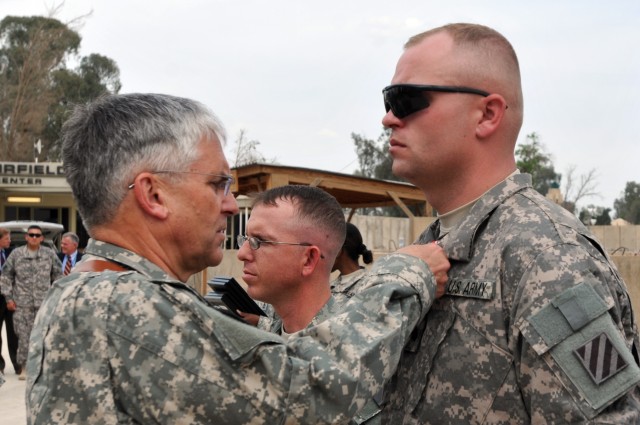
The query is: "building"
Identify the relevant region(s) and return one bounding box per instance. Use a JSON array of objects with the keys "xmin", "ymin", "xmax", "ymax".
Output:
[
  {"xmin": 0, "ymin": 161, "xmax": 434, "ymax": 252},
  {"xmin": 0, "ymin": 161, "xmax": 88, "ymax": 247}
]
